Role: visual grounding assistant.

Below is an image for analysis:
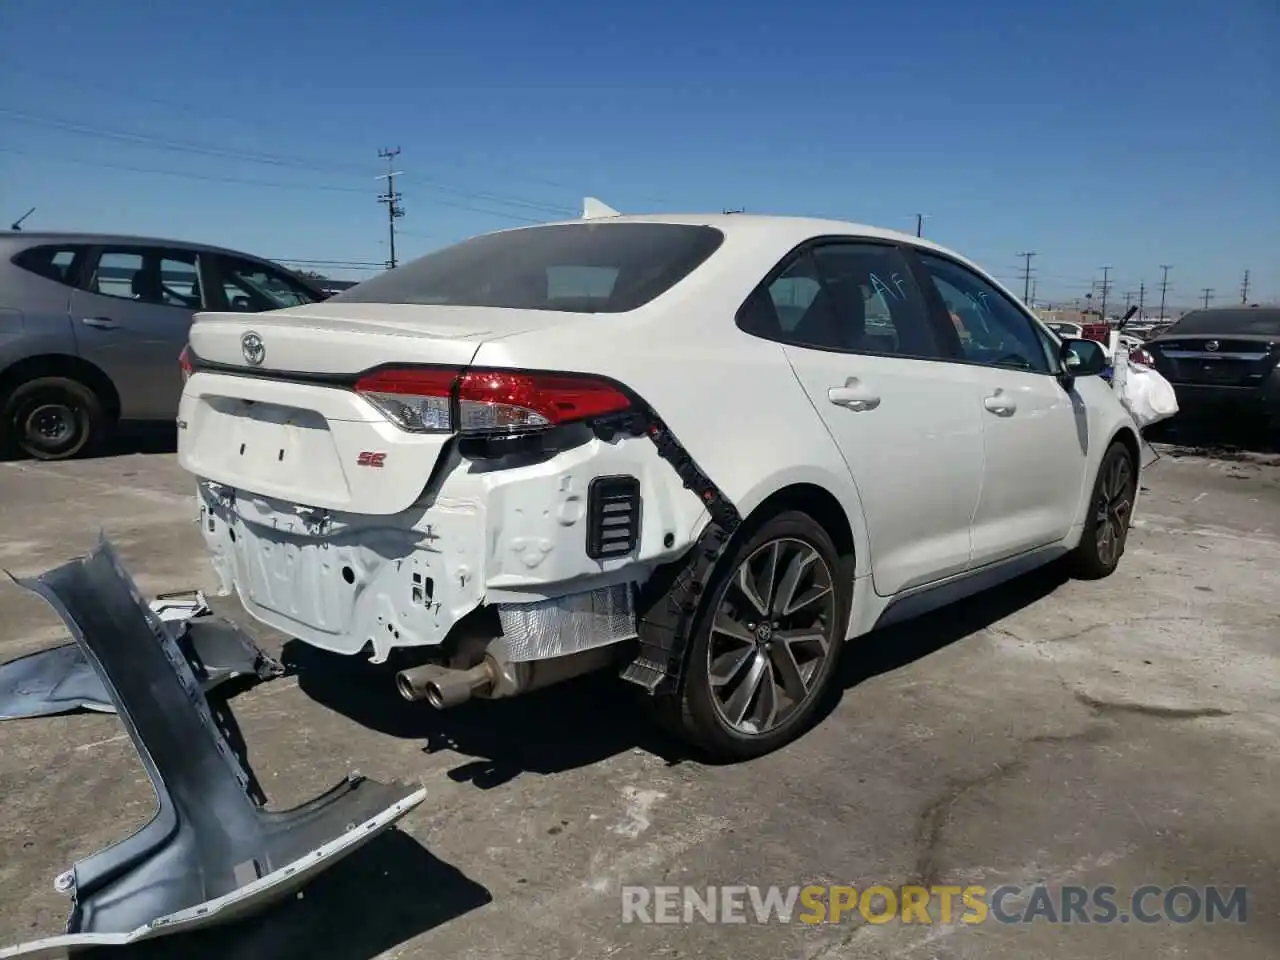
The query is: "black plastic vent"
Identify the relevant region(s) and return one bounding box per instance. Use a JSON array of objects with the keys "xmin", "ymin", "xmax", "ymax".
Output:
[{"xmin": 586, "ymin": 476, "xmax": 641, "ymax": 559}]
